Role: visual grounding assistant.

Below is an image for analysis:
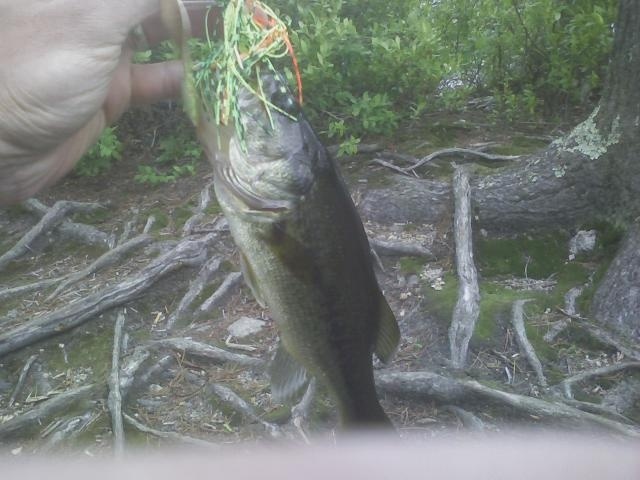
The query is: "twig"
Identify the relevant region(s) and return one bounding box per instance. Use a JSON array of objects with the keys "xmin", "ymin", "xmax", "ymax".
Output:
[
  {"xmin": 558, "ymin": 362, "xmax": 640, "ymax": 399},
  {"xmin": 368, "ymin": 237, "xmax": 432, "ymax": 258},
  {"xmin": 123, "ymin": 413, "xmax": 219, "ymax": 448},
  {"xmin": 107, "ymin": 311, "xmax": 126, "ymax": 458},
  {"xmin": 405, "ymin": 148, "xmax": 520, "ymax": 172},
  {"xmin": 8, "ymin": 354, "xmax": 39, "ymax": 406},
  {"xmin": 0, "ymin": 384, "xmax": 103, "ymax": 440},
  {"xmin": 0, "ymin": 200, "xmax": 104, "ymax": 271},
  {"xmin": 0, "ymin": 234, "xmax": 217, "ymax": 358},
  {"xmin": 208, "ymin": 383, "xmax": 280, "ymax": 437},
  {"xmin": 166, "ymin": 255, "xmax": 222, "ymax": 330},
  {"xmin": 46, "ymin": 234, "xmax": 154, "ymax": 302},
  {"xmin": 197, "ymin": 272, "xmax": 243, "ymax": 314},
  {"xmin": 511, "ymin": 299, "xmax": 547, "ymax": 387},
  {"xmin": 449, "ymin": 165, "xmax": 480, "ymax": 368},
  {"xmin": 375, "ymin": 371, "xmax": 640, "ymax": 438},
  {"xmin": 151, "ymin": 337, "xmax": 265, "ymax": 369},
  {"xmin": 371, "ymin": 158, "xmax": 413, "ymax": 177}
]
